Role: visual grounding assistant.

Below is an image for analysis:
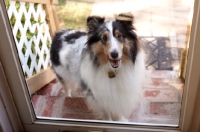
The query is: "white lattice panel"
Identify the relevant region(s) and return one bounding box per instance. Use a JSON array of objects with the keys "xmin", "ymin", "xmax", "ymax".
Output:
[{"xmin": 7, "ymin": 1, "xmax": 52, "ymax": 78}]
